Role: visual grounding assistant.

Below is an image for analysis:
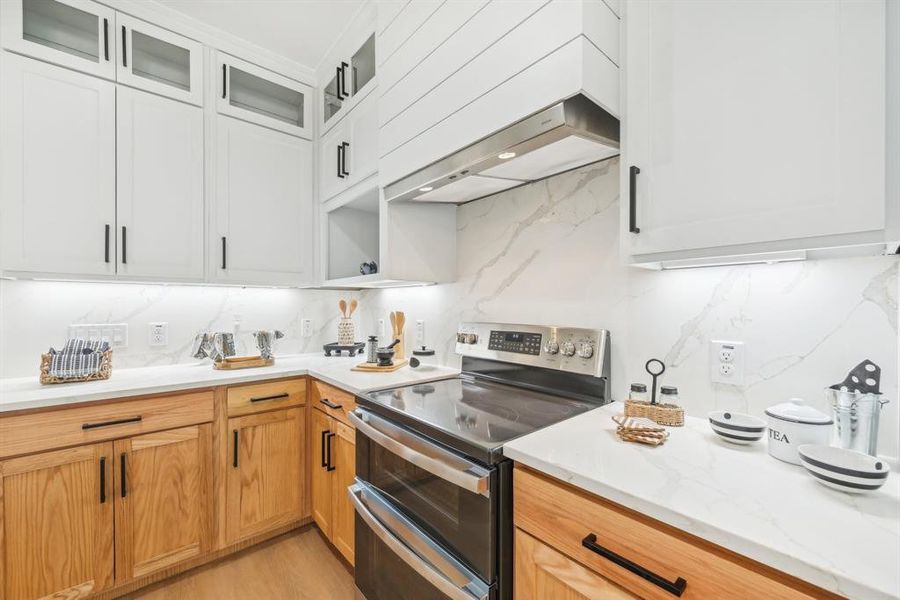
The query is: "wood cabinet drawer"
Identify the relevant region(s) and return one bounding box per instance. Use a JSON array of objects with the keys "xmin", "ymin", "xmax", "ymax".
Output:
[
  {"xmin": 310, "ymin": 380, "xmax": 356, "ymax": 428},
  {"xmin": 226, "ymin": 378, "xmax": 306, "ymax": 417},
  {"xmin": 513, "ymin": 466, "xmax": 836, "ymax": 600},
  {"xmin": 0, "ymin": 391, "xmax": 214, "ymax": 459}
]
